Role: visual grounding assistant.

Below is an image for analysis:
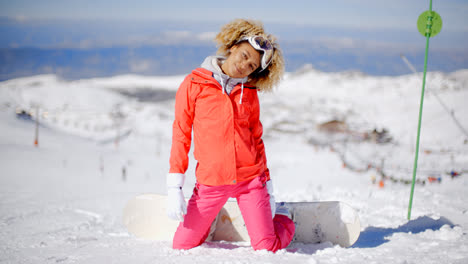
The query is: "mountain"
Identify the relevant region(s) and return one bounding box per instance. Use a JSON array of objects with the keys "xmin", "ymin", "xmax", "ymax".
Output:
[
  {"xmin": 1, "ymin": 17, "xmax": 467, "ymax": 81},
  {"xmin": 2, "ymin": 43, "xmax": 467, "ymax": 81}
]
